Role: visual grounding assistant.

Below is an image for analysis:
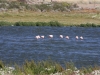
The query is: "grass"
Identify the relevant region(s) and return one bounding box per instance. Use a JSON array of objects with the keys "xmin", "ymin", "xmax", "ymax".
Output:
[
  {"xmin": 0, "ymin": 60, "xmax": 100, "ymax": 75},
  {"xmin": 0, "ymin": 11, "xmax": 100, "ymax": 26}
]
